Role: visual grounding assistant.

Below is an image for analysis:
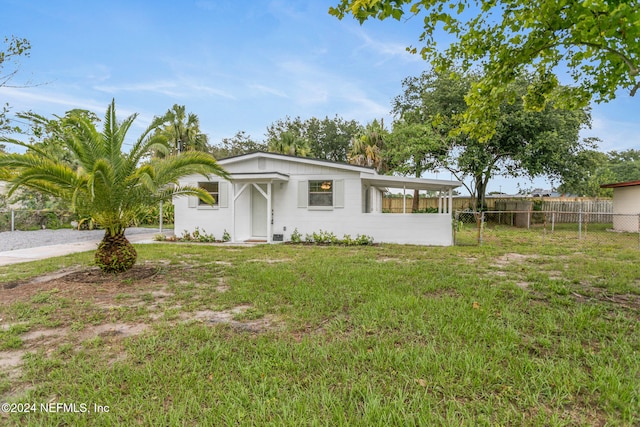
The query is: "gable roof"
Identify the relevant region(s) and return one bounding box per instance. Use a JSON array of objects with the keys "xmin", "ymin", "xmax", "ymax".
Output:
[
  {"xmin": 217, "ymin": 151, "xmax": 376, "ymax": 174},
  {"xmin": 215, "ymin": 151, "xmax": 461, "ymax": 190},
  {"xmin": 600, "ymin": 180, "xmax": 640, "ymax": 189}
]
